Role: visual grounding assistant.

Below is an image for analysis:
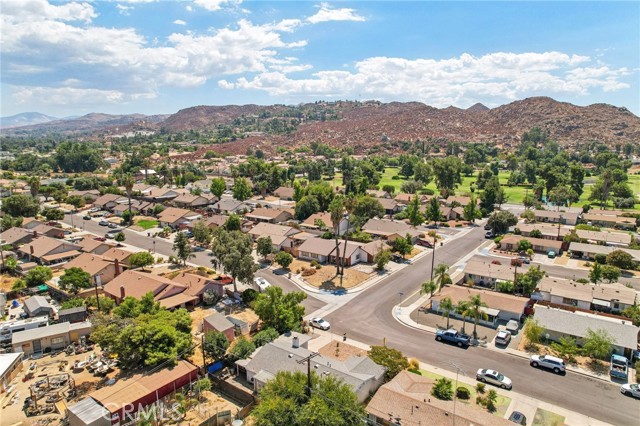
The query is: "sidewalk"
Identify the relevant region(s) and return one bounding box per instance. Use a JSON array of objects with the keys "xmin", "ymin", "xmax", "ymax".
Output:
[{"xmin": 306, "ymin": 329, "xmax": 614, "ymax": 426}]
